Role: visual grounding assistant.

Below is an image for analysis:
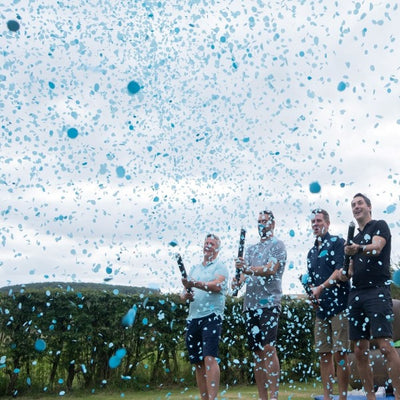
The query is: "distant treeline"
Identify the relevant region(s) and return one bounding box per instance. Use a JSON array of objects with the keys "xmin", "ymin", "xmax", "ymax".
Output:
[
  {"xmin": 0, "ymin": 281, "xmax": 159, "ymax": 295},
  {"xmin": 0, "ymin": 283, "xmax": 318, "ymax": 396}
]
